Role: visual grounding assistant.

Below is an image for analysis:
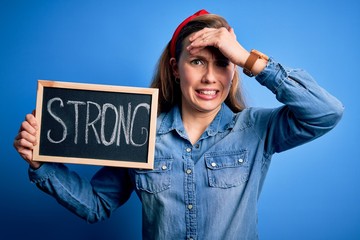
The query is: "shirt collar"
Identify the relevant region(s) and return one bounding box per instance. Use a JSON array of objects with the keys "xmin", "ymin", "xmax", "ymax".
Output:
[{"xmin": 157, "ymin": 103, "xmax": 236, "ymax": 137}]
